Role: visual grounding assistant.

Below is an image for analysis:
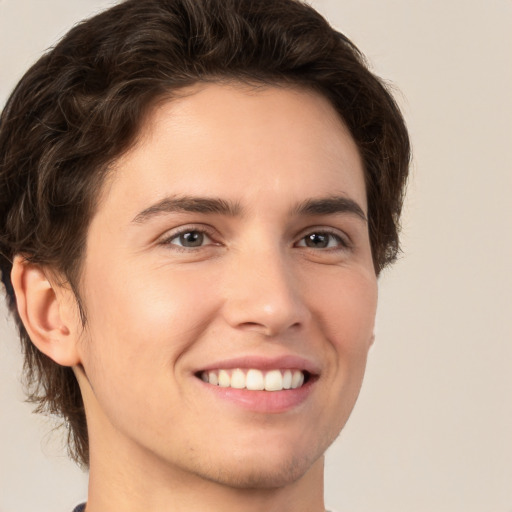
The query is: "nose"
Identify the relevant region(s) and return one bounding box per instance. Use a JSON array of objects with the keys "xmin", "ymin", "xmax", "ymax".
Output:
[{"xmin": 220, "ymin": 246, "xmax": 310, "ymax": 337}]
